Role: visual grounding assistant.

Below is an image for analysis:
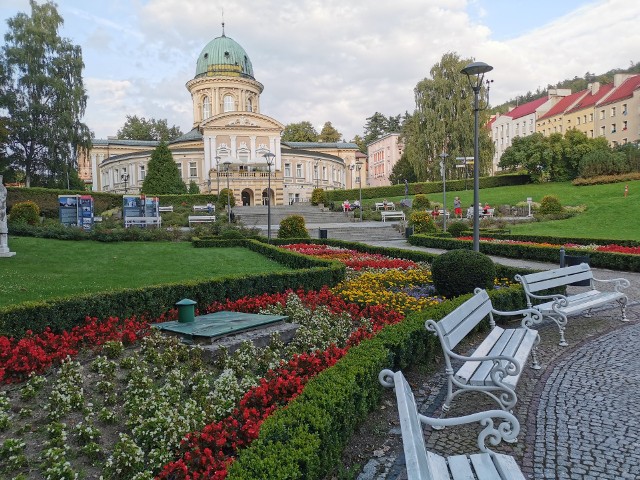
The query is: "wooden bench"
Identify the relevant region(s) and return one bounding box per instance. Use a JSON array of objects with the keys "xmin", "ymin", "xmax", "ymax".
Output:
[
  {"xmin": 124, "ymin": 216, "xmax": 162, "ymax": 228},
  {"xmin": 466, "ymin": 207, "xmax": 494, "ymax": 219},
  {"xmin": 379, "ymin": 369, "xmax": 525, "ymax": 480},
  {"xmin": 193, "ymin": 204, "xmax": 214, "ymax": 212},
  {"xmin": 375, "ymin": 201, "xmax": 396, "ymax": 210},
  {"xmin": 158, "ymin": 206, "xmax": 174, "ymax": 212},
  {"xmin": 425, "ymin": 288, "xmax": 541, "ymax": 414},
  {"xmin": 188, "ymin": 215, "xmax": 216, "ymax": 226},
  {"xmin": 515, "ymin": 263, "xmax": 630, "ymax": 346},
  {"xmin": 381, "ymin": 210, "xmax": 405, "ymax": 222}
]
